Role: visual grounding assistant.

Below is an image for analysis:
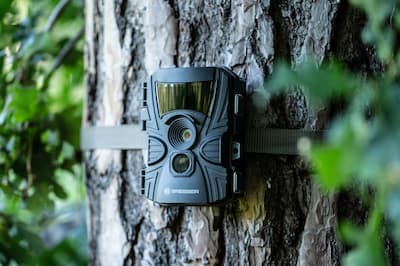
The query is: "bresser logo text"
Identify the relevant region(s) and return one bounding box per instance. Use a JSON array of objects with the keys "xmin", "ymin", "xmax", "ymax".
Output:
[{"xmin": 164, "ymin": 188, "xmax": 200, "ymax": 195}]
